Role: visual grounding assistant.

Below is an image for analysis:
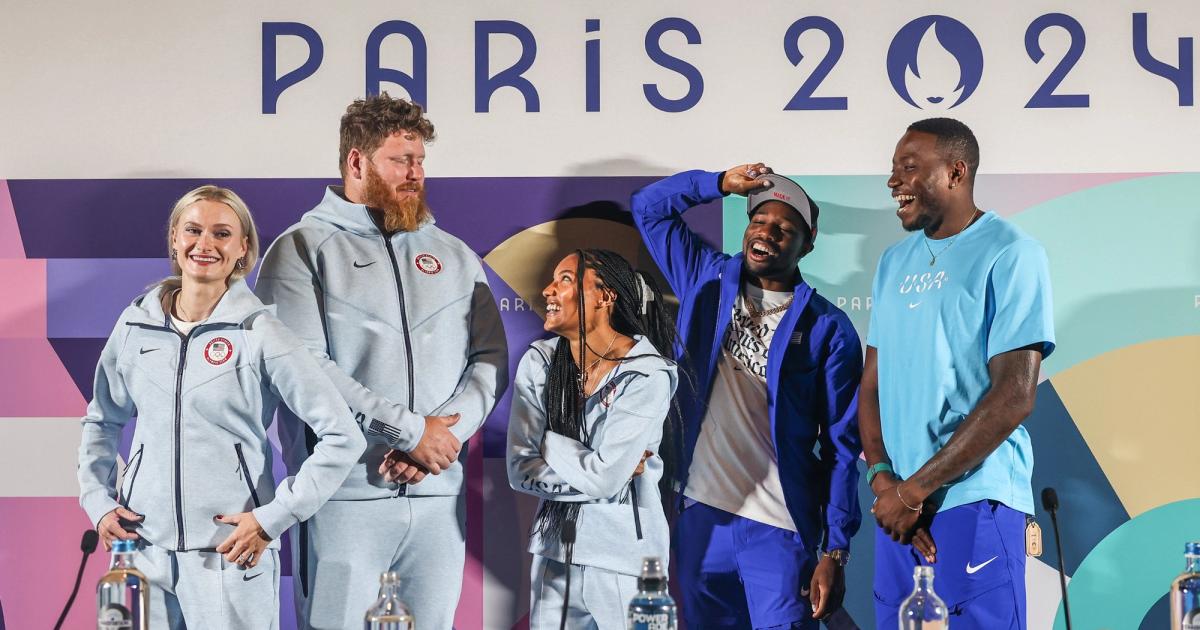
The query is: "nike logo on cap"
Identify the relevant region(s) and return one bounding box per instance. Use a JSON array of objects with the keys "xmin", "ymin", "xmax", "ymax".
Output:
[{"xmin": 965, "ymin": 556, "xmax": 998, "ymax": 574}]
